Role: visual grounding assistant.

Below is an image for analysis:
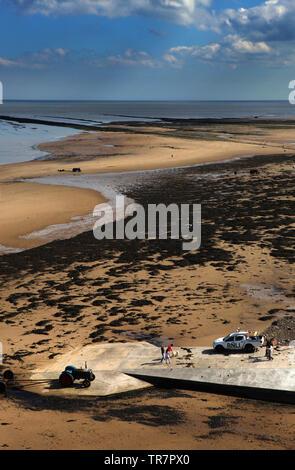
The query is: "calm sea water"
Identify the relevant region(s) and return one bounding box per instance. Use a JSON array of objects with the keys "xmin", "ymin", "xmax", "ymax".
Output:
[
  {"xmin": 1, "ymin": 100, "xmax": 295, "ymax": 164},
  {"xmin": 0, "ymin": 120, "xmax": 80, "ymax": 165}
]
